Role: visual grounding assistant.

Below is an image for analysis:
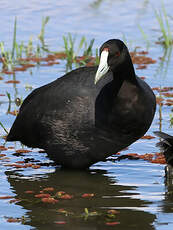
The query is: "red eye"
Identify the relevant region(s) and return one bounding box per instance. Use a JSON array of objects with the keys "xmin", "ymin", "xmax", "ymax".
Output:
[
  {"xmin": 115, "ymin": 51, "xmax": 120, "ymax": 56},
  {"xmin": 103, "ymin": 47, "xmax": 109, "ymax": 52}
]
